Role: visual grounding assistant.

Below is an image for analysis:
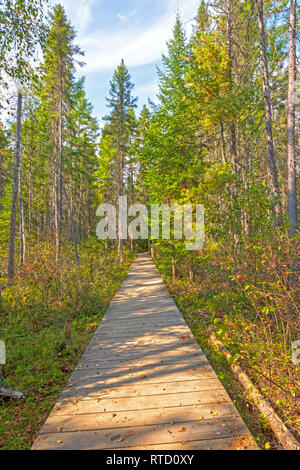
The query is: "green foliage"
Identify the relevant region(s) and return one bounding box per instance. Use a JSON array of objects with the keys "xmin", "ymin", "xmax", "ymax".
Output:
[
  {"xmin": 0, "ymin": 0, "xmax": 48, "ymax": 85},
  {"xmin": 100, "ymin": 59, "xmax": 137, "ymax": 204}
]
